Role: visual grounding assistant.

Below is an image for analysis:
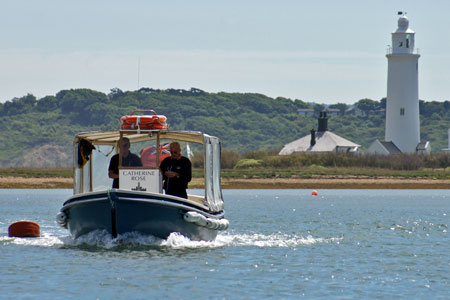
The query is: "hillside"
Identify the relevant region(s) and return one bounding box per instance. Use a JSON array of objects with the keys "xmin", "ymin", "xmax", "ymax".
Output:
[{"xmin": 0, "ymin": 88, "xmax": 449, "ymax": 167}]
